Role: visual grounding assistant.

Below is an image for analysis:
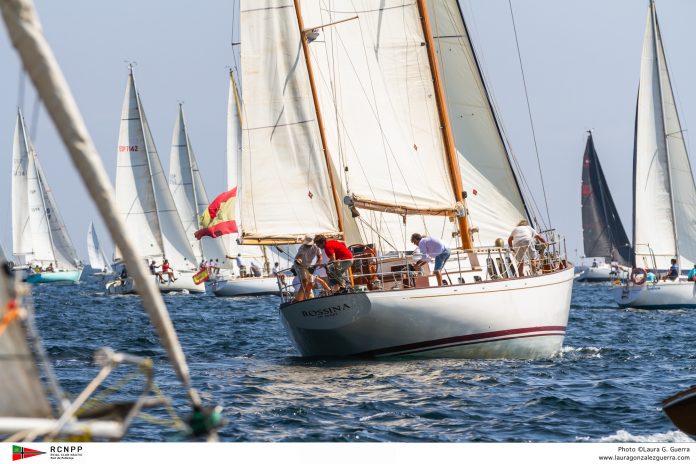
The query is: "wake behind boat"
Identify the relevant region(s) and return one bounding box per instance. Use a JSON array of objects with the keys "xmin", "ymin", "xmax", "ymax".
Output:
[
  {"xmin": 613, "ymin": 1, "xmax": 696, "ymax": 309},
  {"xmin": 11, "ymin": 109, "xmax": 82, "ymax": 284}
]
